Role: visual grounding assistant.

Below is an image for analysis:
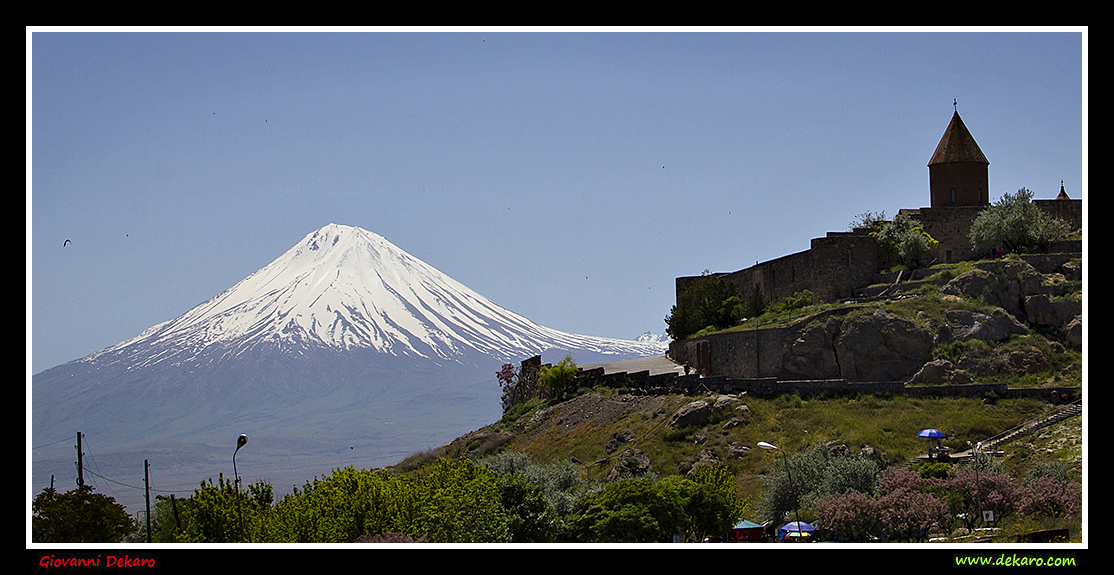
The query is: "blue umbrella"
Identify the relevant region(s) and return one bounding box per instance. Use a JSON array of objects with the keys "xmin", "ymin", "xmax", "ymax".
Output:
[
  {"xmin": 780, "ymin": 521, "xmax": 816, "ymax": 533},
  {"xmin": 918, "ymin": 429, "xmax": 946, "ymax": 438}
]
